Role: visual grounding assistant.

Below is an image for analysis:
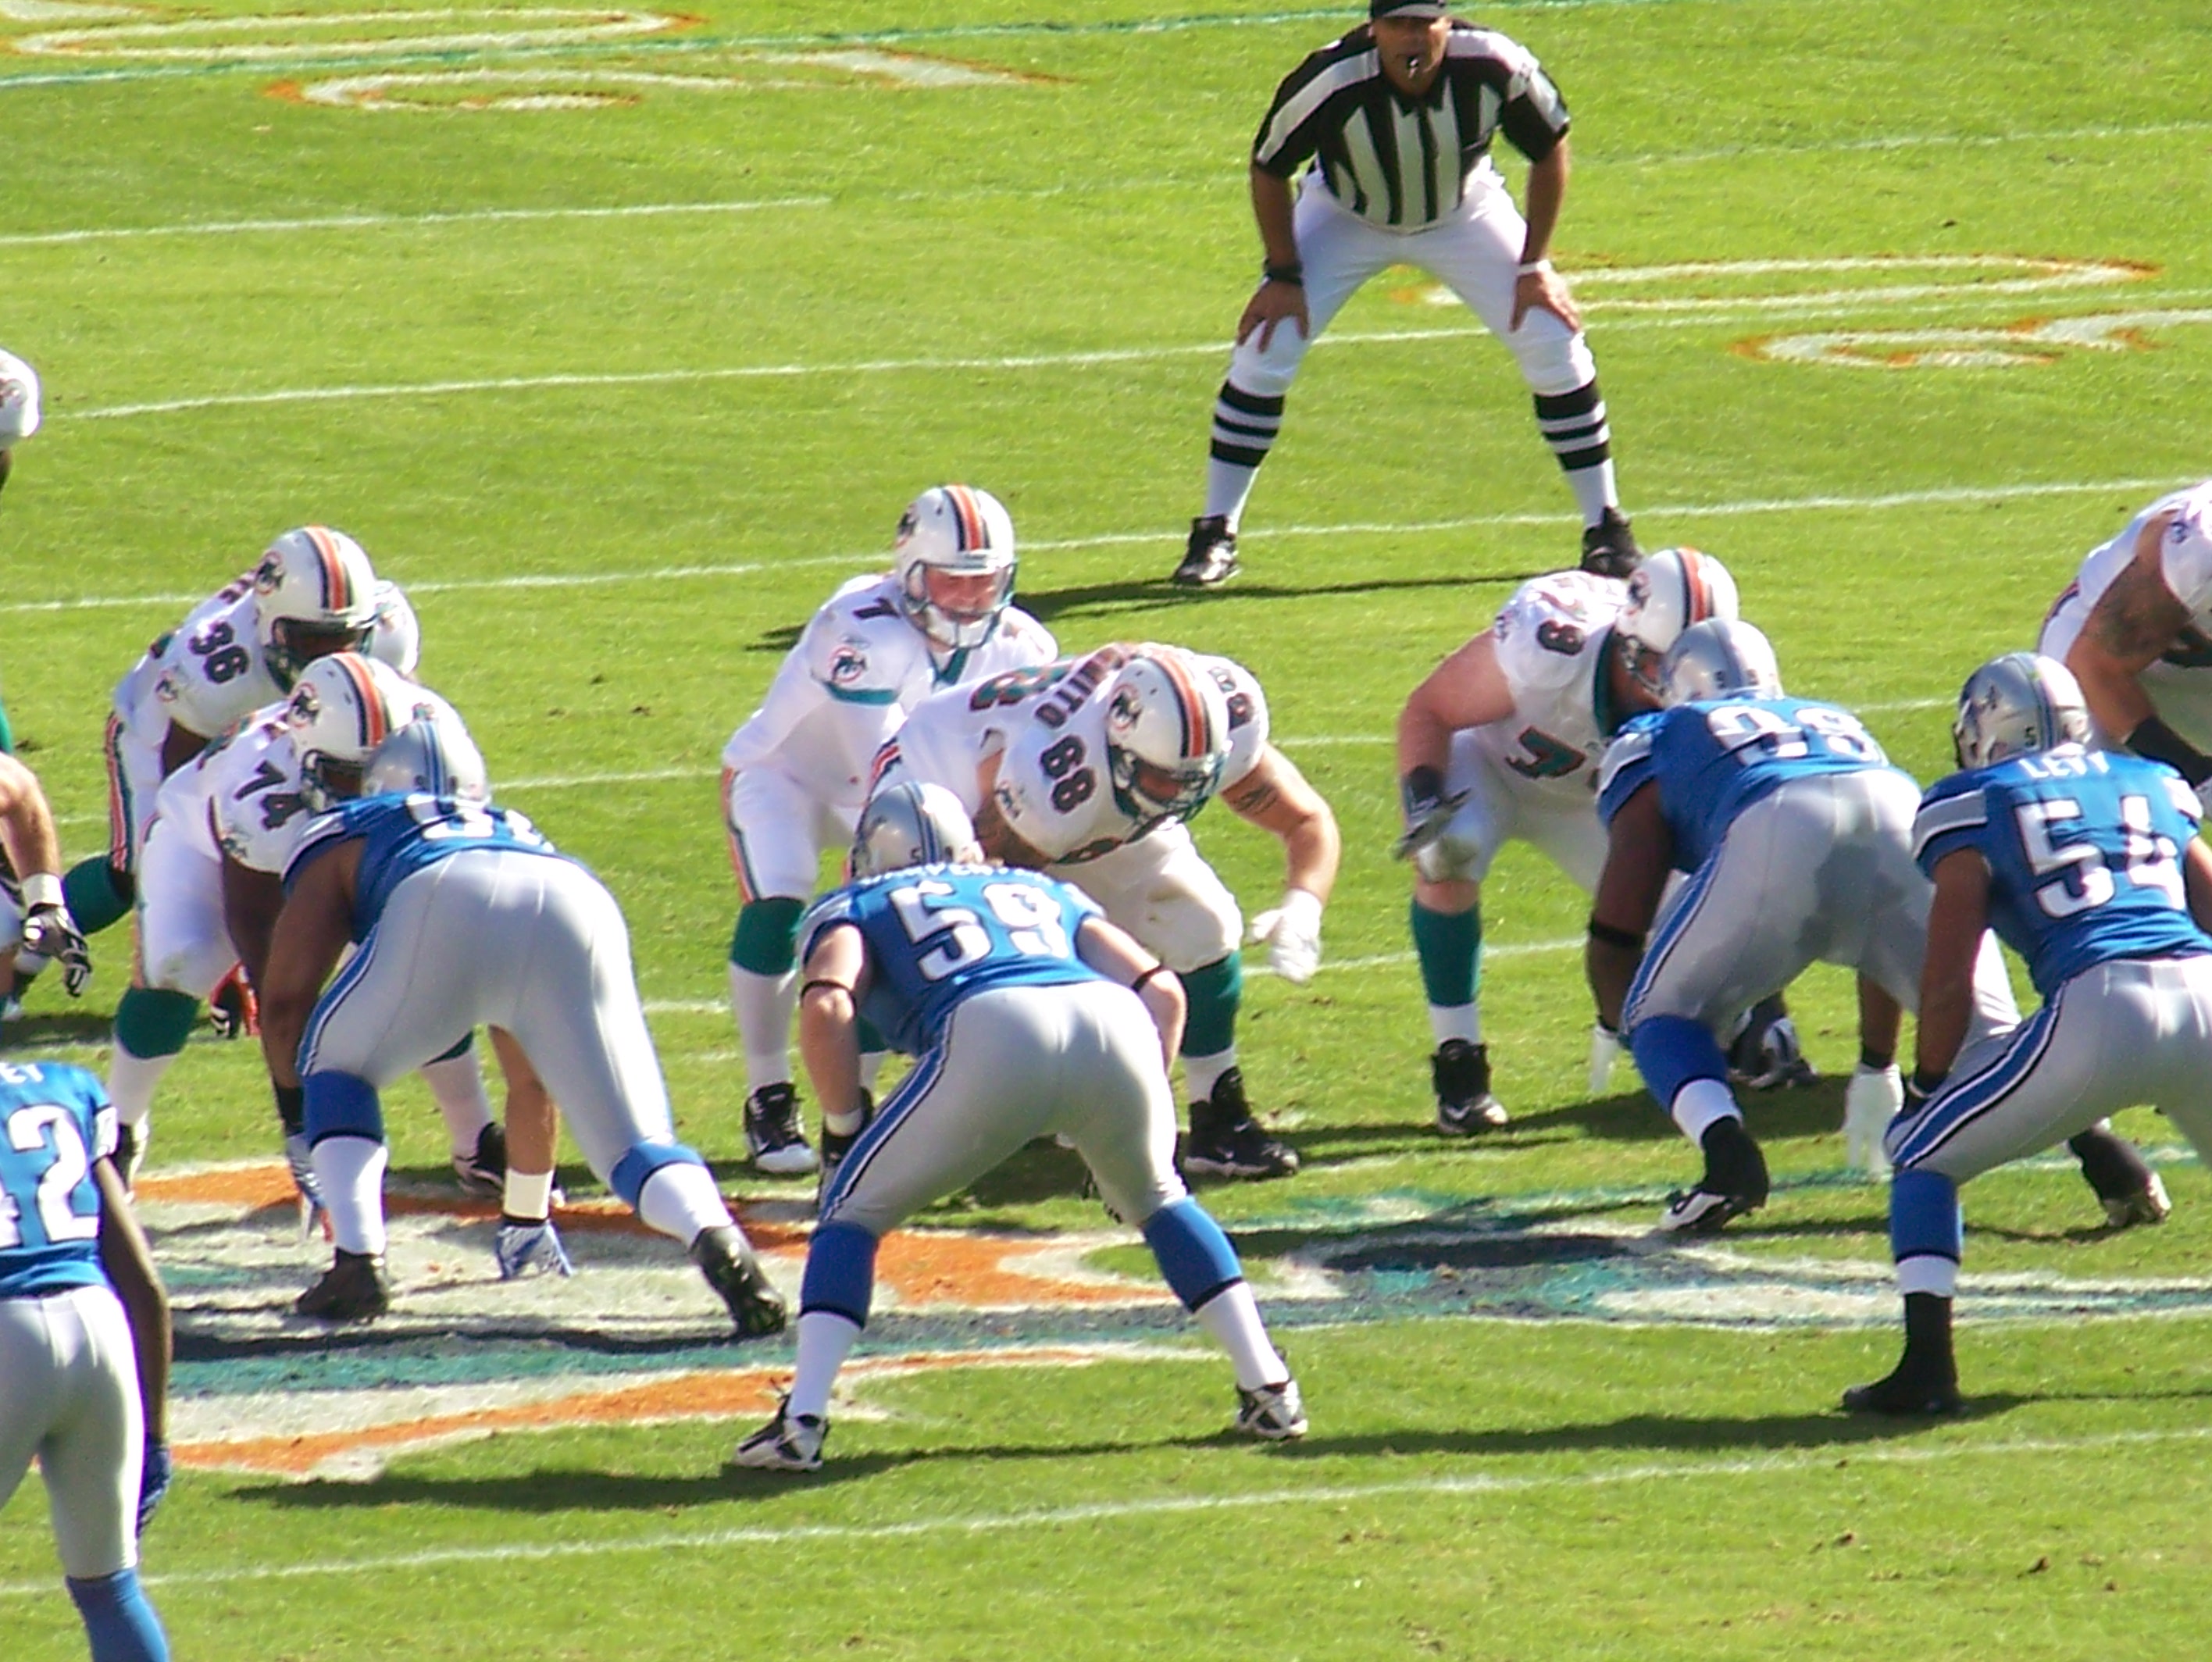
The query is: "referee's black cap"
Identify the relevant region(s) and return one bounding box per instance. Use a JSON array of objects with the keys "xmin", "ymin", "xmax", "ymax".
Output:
[{"xmin": 1370, "ymin": 0, "xmax": 1449, "ymax": 17}]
